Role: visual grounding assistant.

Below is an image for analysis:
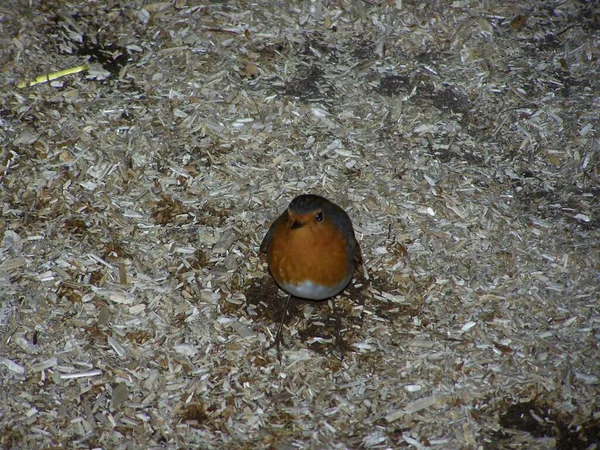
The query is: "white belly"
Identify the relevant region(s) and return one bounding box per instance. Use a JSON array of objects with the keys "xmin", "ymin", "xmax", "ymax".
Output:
[{"xmin": 276, "ymin": 274, "xmax": 353, "ymax": 300}]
